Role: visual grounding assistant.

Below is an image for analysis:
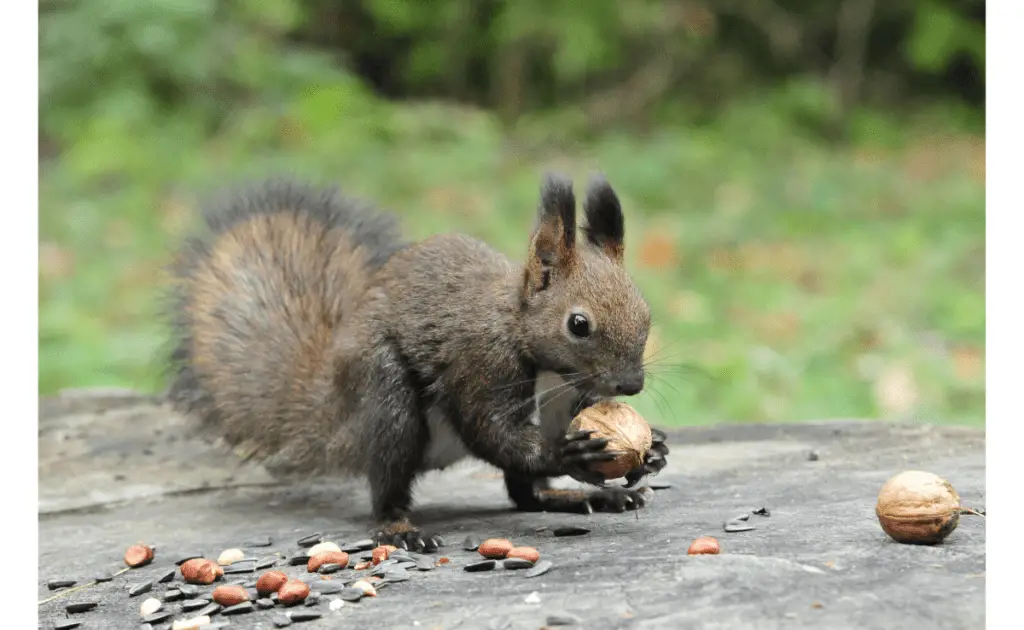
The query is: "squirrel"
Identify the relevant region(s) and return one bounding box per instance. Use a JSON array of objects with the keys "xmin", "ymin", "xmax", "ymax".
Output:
[{"xmin": 165, "ymin": 173, "xmax": 670, "ymax": 552}]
